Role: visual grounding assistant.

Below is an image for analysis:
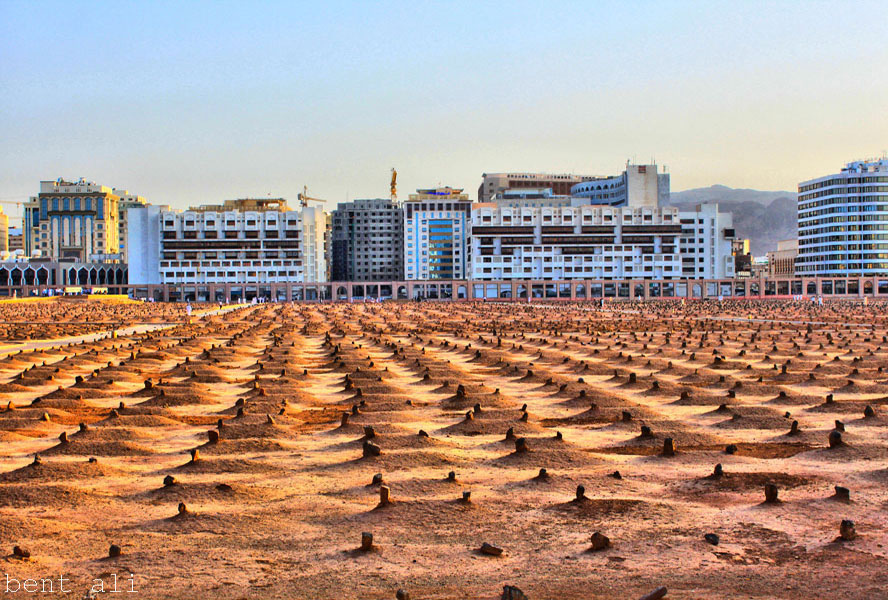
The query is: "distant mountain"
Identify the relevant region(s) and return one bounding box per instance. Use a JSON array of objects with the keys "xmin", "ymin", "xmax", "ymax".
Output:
[{"xmin": 668, "ymin": 185, "xmax": 797, "ymax": 255}]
